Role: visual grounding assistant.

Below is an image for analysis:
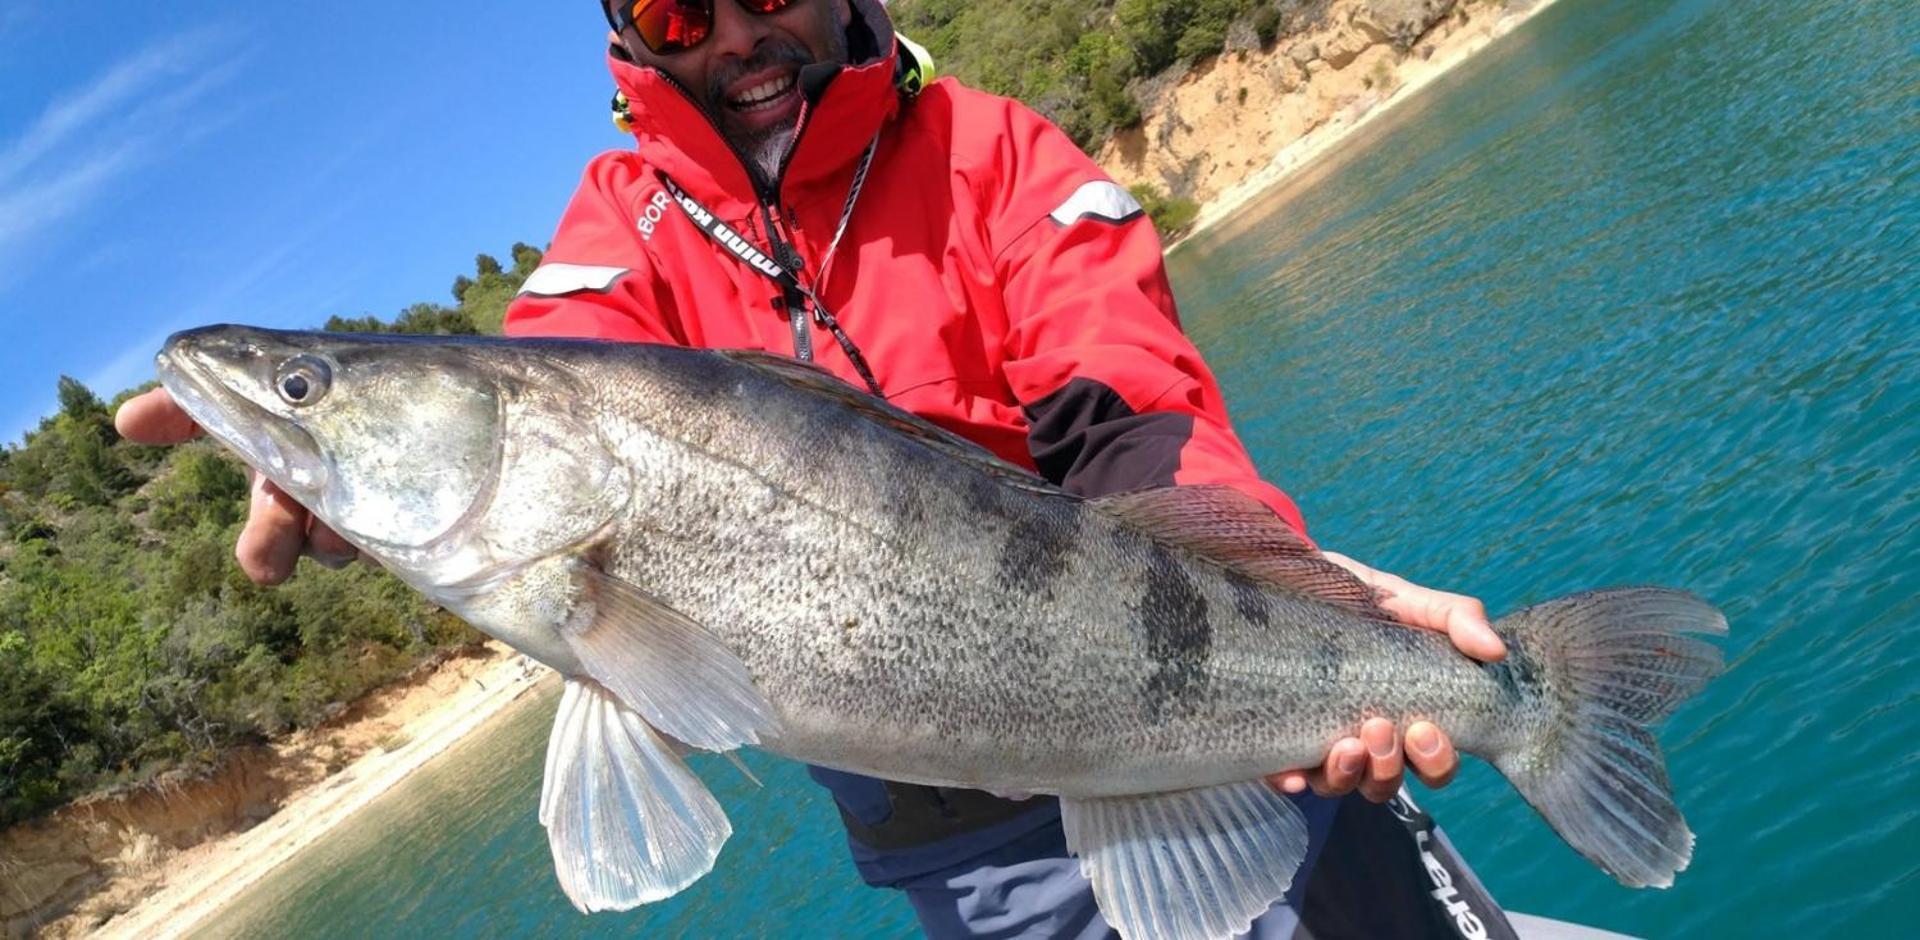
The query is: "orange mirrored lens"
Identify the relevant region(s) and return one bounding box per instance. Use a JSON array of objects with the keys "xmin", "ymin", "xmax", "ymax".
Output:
[
  {"xmin": 620, "ymin": 0, "xmax": 801, "ymax": 54},
  {"xmin": 629, "ymin": 0, "xmax": 712, "ymax": 54}
]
